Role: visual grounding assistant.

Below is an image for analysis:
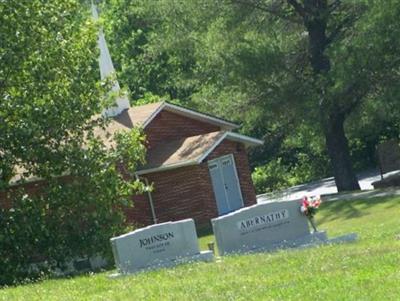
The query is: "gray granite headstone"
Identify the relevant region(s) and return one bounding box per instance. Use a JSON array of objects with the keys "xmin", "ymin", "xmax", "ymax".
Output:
[
  {"xmin": 212, "ymin": 200, "xmax": 357, "ymax": 256},
  {"xmin": 212, "ymin": 200, "xmax": 318, "ymax": 255},
  {"xmin": 110, "ymin": 219, "xmax": 213, "ymax": 275}
]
